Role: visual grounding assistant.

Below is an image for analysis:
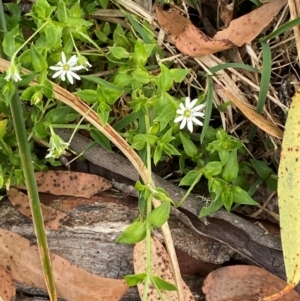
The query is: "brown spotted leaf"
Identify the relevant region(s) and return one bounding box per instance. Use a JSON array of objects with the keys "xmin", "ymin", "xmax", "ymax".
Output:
[
  {"xmin": 0, "ymin": 229, "xmax": 128, "ymax": 301},
  {"xmin": 7, "ymin": 187, "xmax": 68, "ymax": 230},
  {"xmin": 202, "ymin": 265, "xmax": 300, "ymax": 301},
  {"xmin": 133, "ymin": 236, "xmax": 195, "ymax": 301},
  {"xmin": 0, "ymin": 266, "xmax": 15, "ymax": 301},
  {"xmin": 156, "ymin": 0, "xmax": 287, "ymax": 57},
  {"xmin": 17, "ymin": 170, "xmax": 112, "ymax": 198}
]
